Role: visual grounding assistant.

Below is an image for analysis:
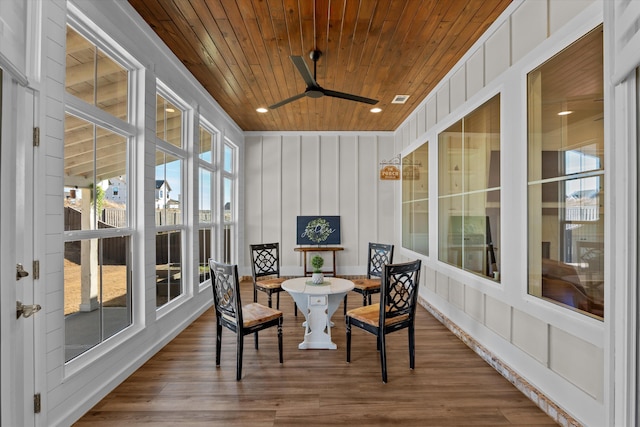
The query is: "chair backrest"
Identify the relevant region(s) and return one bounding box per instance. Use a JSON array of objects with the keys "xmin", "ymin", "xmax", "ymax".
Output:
[
  {"xmin": 209, "ymin": 259, "xmax": 243, "ymax": 326},
  {"xmin": 250, "ymin": 243, "xmax": 281, "ymax": 280},
  {"xmin": 380, "ymin": 259, "xmax": 421, "ymax": 325},
  {"xmin": 367, "ymin": 243, "xmax": 395, "ymax": 279}
]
